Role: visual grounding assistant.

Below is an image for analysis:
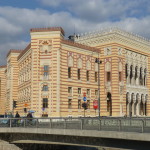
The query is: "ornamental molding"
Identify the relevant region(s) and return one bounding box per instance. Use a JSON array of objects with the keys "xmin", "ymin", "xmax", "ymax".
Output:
[
  {"xmin": 126, "ymin": 86, "xmax": 148, "ymax": 96},
  {"xmin": 75, "ymin": 28, "xmax": 150, "ymax": 54}
]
